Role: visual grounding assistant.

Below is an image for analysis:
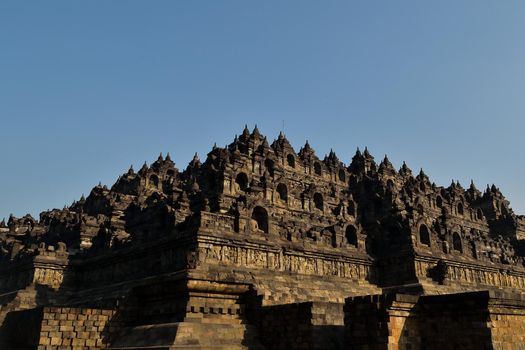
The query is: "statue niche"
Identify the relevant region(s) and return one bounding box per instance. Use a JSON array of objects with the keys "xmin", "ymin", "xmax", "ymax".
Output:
[{"xmin": 251, "ymin": 206, "xmax": 269, "ymax": 234}]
